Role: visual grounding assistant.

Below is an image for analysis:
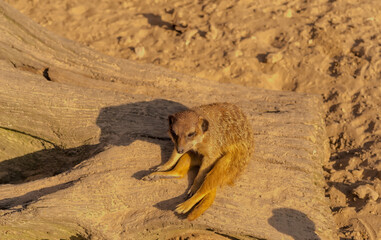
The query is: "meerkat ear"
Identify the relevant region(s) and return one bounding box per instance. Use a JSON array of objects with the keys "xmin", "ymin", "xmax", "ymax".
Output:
[
  {"xmin": 168, "ymin": 115, "xmax": 176, "ymax": 127},
  {"xmin": 200, "ymin": 117, "xmax": 209, "ymax": 132}
]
